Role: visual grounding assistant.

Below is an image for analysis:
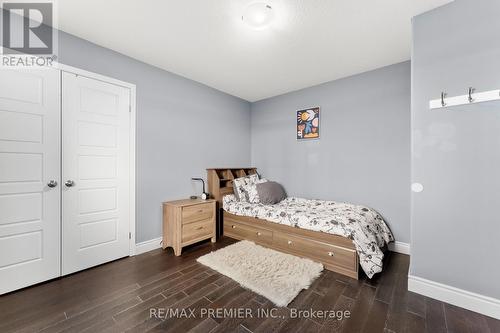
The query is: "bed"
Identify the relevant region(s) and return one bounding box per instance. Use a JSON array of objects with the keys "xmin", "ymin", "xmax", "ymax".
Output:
[{"xmin": 207, "ymin": 168, "xmax": 394, "ymax": 279}]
